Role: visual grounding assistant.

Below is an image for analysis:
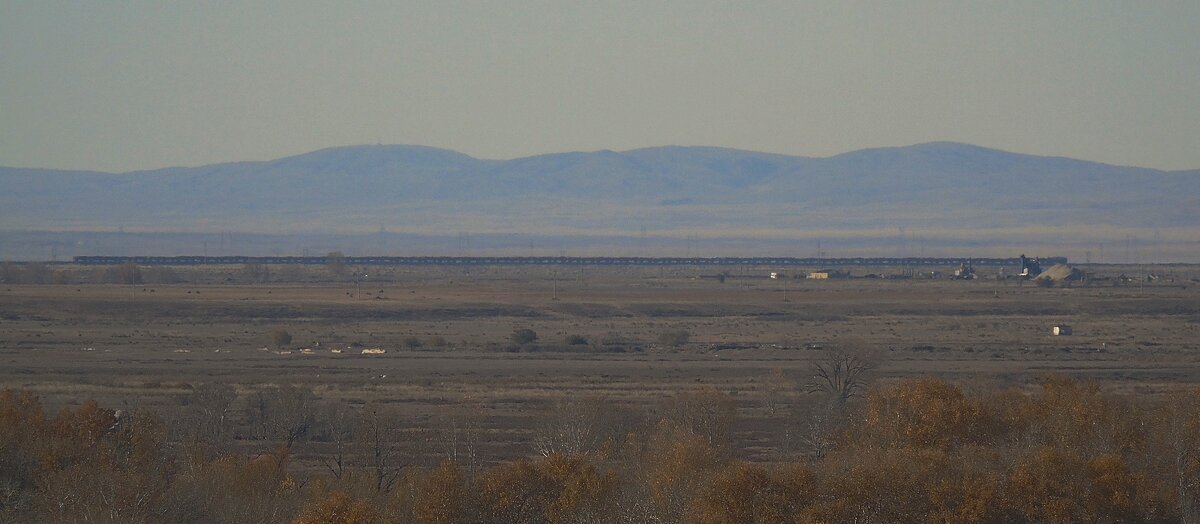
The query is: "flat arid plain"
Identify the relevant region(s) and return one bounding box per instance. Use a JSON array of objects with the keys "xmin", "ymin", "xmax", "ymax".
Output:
[{"xmin": 2, "ymin": 263, "xmax": 1199, "ymax": 470}]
